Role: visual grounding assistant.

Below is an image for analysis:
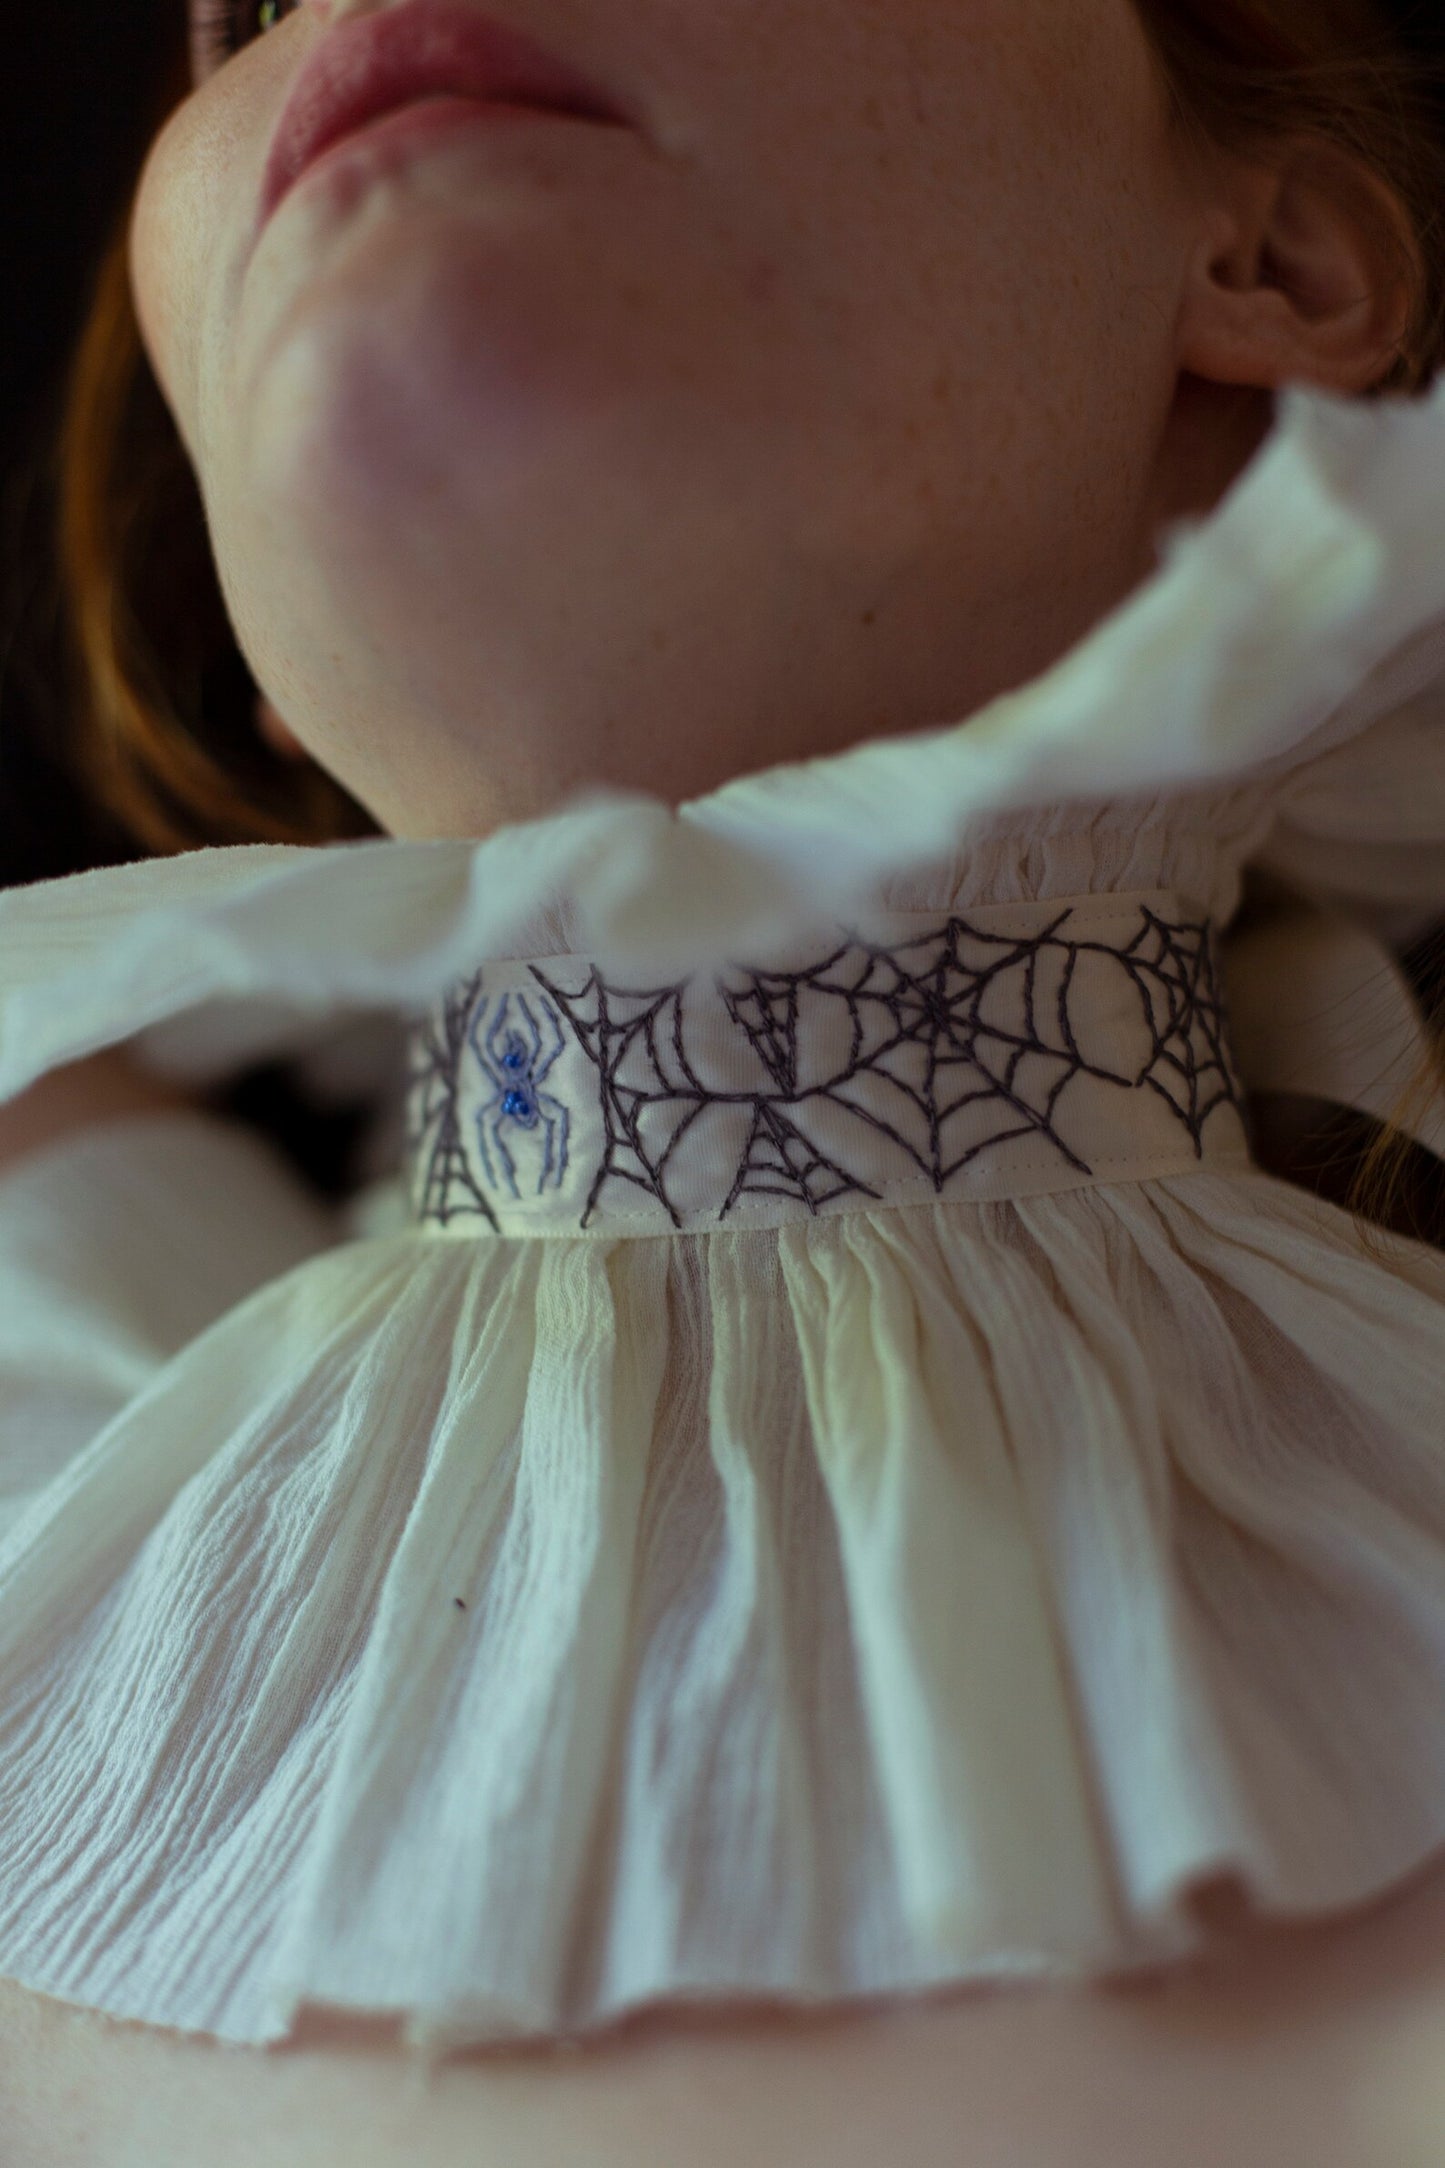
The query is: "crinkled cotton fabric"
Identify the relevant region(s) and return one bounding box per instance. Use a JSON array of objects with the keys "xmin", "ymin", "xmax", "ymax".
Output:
[{"xmin": 0, "ymin": 374, "xmax": 1444, "ymax": 2052}]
